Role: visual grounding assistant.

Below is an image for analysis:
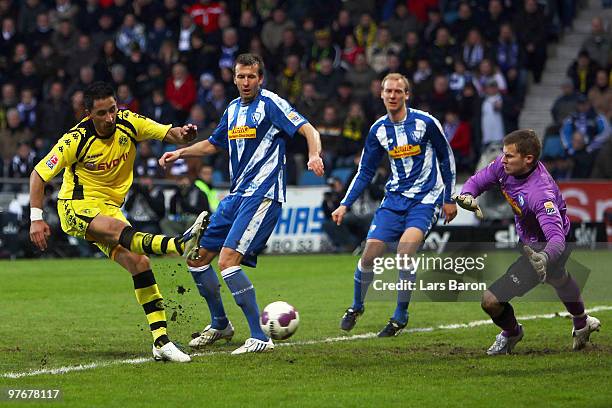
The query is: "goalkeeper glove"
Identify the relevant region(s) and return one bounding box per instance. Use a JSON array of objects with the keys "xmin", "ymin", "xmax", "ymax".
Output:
[
  {"xmin": 452, "ymin": 193, "xmax": 484, "ymax": 219},
  {"xmin": 523, "ymin": 246, "xmax": 549, "ymax": 283}
]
